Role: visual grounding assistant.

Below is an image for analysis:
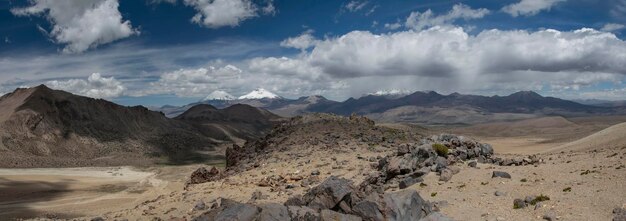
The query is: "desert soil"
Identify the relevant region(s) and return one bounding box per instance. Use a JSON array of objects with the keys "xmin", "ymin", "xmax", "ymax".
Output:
[{"xmin": 1, "ymin": 117, "xmax": 625, "ymax": 221}]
